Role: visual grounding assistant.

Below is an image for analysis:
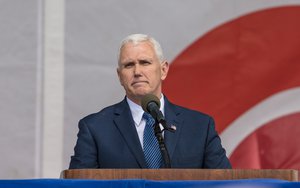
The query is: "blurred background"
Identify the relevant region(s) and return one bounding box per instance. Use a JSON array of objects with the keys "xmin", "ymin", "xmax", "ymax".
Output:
[{"xmin": 0, "ymin": 0, "xmax": 299, "ymax": 178}]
